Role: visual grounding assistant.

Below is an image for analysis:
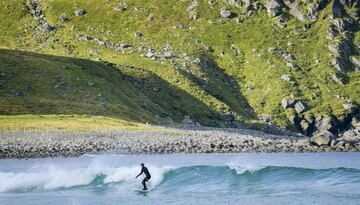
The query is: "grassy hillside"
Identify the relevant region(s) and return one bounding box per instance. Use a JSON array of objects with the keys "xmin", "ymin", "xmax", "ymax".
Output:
[{"xmin": 0, "ymin": 0, "xmax": 359, "ymax": 135}]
